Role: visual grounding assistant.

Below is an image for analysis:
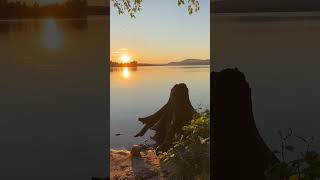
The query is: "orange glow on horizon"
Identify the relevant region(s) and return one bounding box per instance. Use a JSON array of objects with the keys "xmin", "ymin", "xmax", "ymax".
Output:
[{"xmin": 111, "ymin": 48, "xmax": 209, "ymax": 64}]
